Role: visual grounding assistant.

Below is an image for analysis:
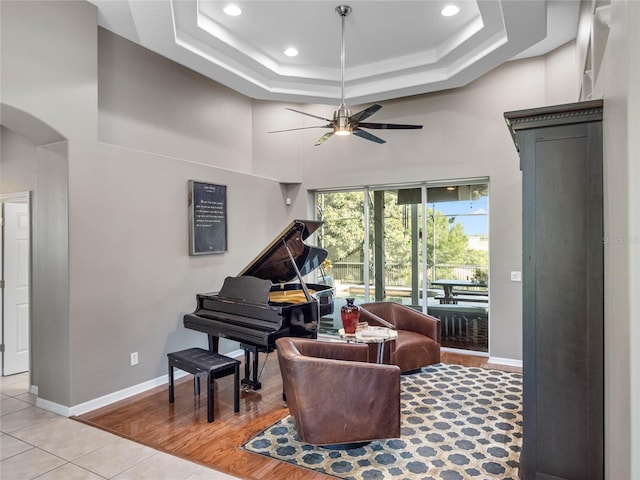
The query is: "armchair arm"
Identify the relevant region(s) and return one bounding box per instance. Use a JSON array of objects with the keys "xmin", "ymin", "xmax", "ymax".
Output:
[
  {"xmin": 290, "ymin": 337, "xmax": 370, "ymax": 363},
  {"xmin": 392, "ymin": 304, "xmax": 441, "ymax": 344},
  {"xmin": 358, "ymin": 307, "xmax": 396, "ymax": 329}
]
